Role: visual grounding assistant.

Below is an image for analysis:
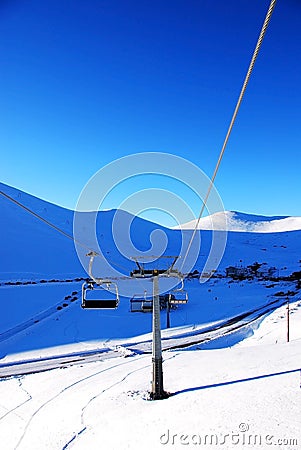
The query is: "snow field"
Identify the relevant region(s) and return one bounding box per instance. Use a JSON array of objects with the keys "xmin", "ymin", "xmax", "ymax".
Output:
[{"xmin": 0, "ymin": 338, "xmax": 300, "ymax": 449}]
